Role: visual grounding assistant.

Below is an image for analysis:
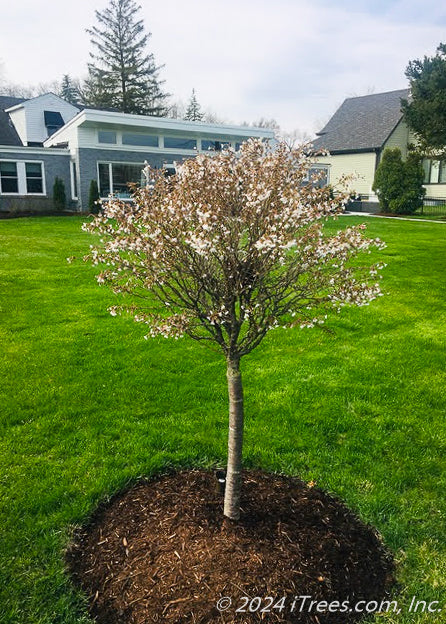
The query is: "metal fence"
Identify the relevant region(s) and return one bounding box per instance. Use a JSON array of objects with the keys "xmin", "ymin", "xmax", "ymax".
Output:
[{"xmin": 417, "ymin": 198, "xmax": 446, "ymax": 217}]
